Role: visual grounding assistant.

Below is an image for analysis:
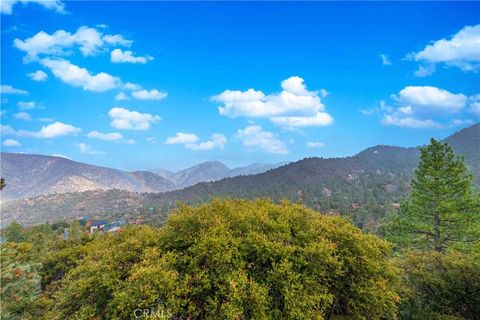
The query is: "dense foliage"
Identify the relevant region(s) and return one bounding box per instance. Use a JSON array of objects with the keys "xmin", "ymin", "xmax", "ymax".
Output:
[
  {"xmin": 27, "ymin": 199, "xmax": 398, "ymax": 319},
  {"xmin": 396, "ymin": 250, "xmax": 480, "ymax": 320},
  {"xmin": 386, "ymin": 139, "xmax": 480, "ymax": 319},
  {"xmin": 387, "ymin": 139, "xmax": 480, "ymax": 252},
  {"xmin": 0, "ymin": 242, "xmax": 40, "ymax": 320}
]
